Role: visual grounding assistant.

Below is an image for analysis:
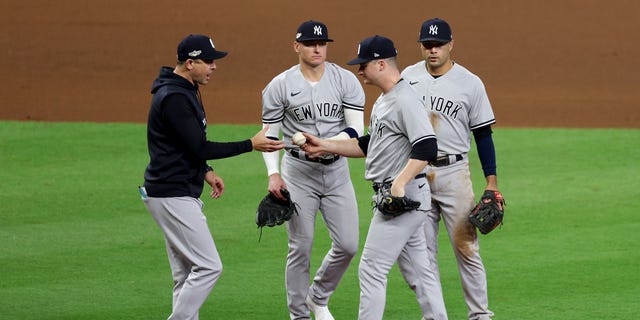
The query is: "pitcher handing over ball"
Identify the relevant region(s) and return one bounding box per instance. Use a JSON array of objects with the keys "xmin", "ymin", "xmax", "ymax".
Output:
[{"xmin": 301, "ymin": 35, "xmax": 447, "ymax": 320}]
